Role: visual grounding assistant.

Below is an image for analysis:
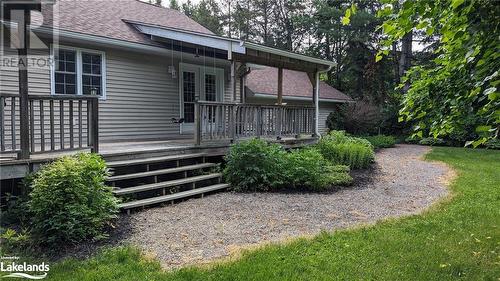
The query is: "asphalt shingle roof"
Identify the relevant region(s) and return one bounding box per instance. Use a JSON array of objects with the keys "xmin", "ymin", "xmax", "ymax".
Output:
[
  {"xmin": 42, "ymin": 0, "xmax": 214, "ymax": 45},
  {"xmin": 246, "ymin": 67, "xmax": 352, "ymax": 102}
]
